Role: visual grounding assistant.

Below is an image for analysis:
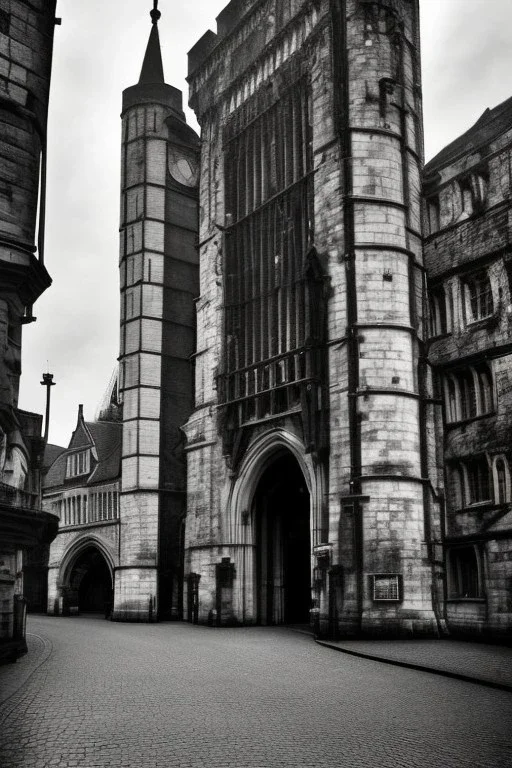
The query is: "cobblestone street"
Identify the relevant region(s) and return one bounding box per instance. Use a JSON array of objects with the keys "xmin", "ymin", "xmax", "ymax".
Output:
[{"xmin": 1, "ymin": 616, "xmax": 512, "ymax": 767}]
